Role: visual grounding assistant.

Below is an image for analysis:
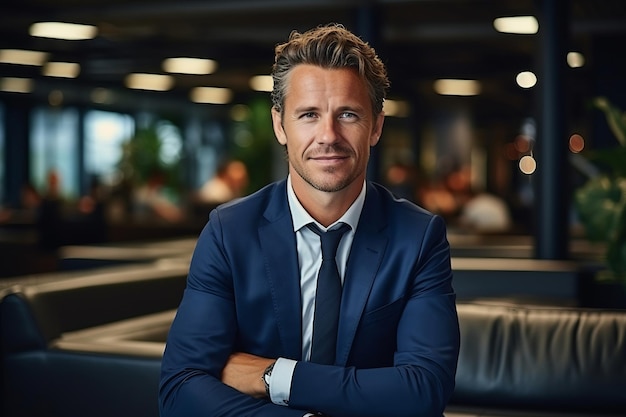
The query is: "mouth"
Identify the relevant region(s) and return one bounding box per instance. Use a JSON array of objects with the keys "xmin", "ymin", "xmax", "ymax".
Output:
[
  {"xmin": 308, "ymin": 154, "xmax": 349, "ymax": 166},
  {"xmin": 310, "ymin": 154, "xmax": 348, "ymax": 161}
]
